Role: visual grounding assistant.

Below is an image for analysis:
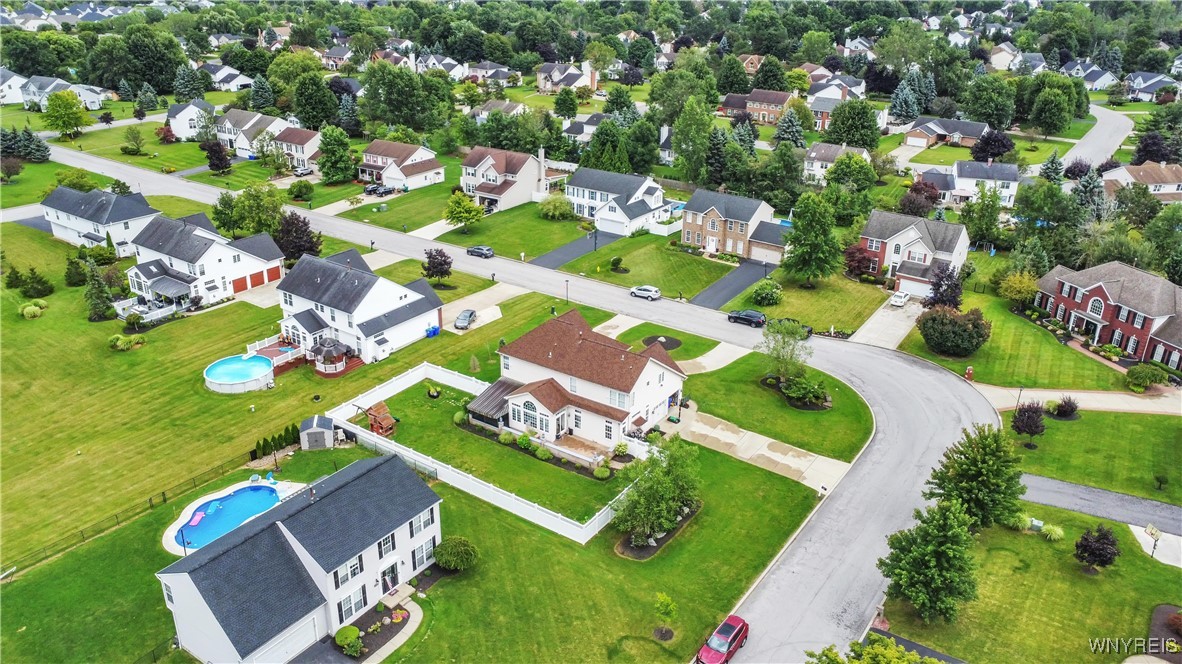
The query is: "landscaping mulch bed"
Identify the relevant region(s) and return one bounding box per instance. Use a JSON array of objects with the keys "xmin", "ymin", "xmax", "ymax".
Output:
[
  {"xmin": 431, "ymin": 283, "xmax": 458, "ymax": 291},
  {"xmin": 641, "ymin": 335, "xmax": 682, "ymax": 351},
  {"xmin": 612, "ymin": 453, "xmax": 636, "ymax": 464},
  {"xmin": 455, "ymin": 422, "xmax": 613, "ymax": 481},
  {"xmin": 350, "ymin": 603, "xmax": 412, "ymax": 657},
  {"xmin": 615, "ymin": 501, "xmax": 701, "ymax": 561},
  {"xmin": 652, "ymin": 627, "xmax": 674, "ymax": 641},
  {"xmin": 411, "ymin": 563, "xmax": 454, "ymax": 593},
  {"xmin": 1045, "ymin": 412, "xmax": 1082, "ymax": 421},
  {"xmin": 816, "ymin": 330, "xmax": 853, "ymax": 339},
  {"xmin": 610, "ymin": 267, "xmax": 630, "ymax": 273},
  {"xmin": 757, "ymin": 376, "xmax": 832, "ymax": 411},
  {"xmin": 1148, "ymin": 604, "xmax": 1182, "ymax": 664}
]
